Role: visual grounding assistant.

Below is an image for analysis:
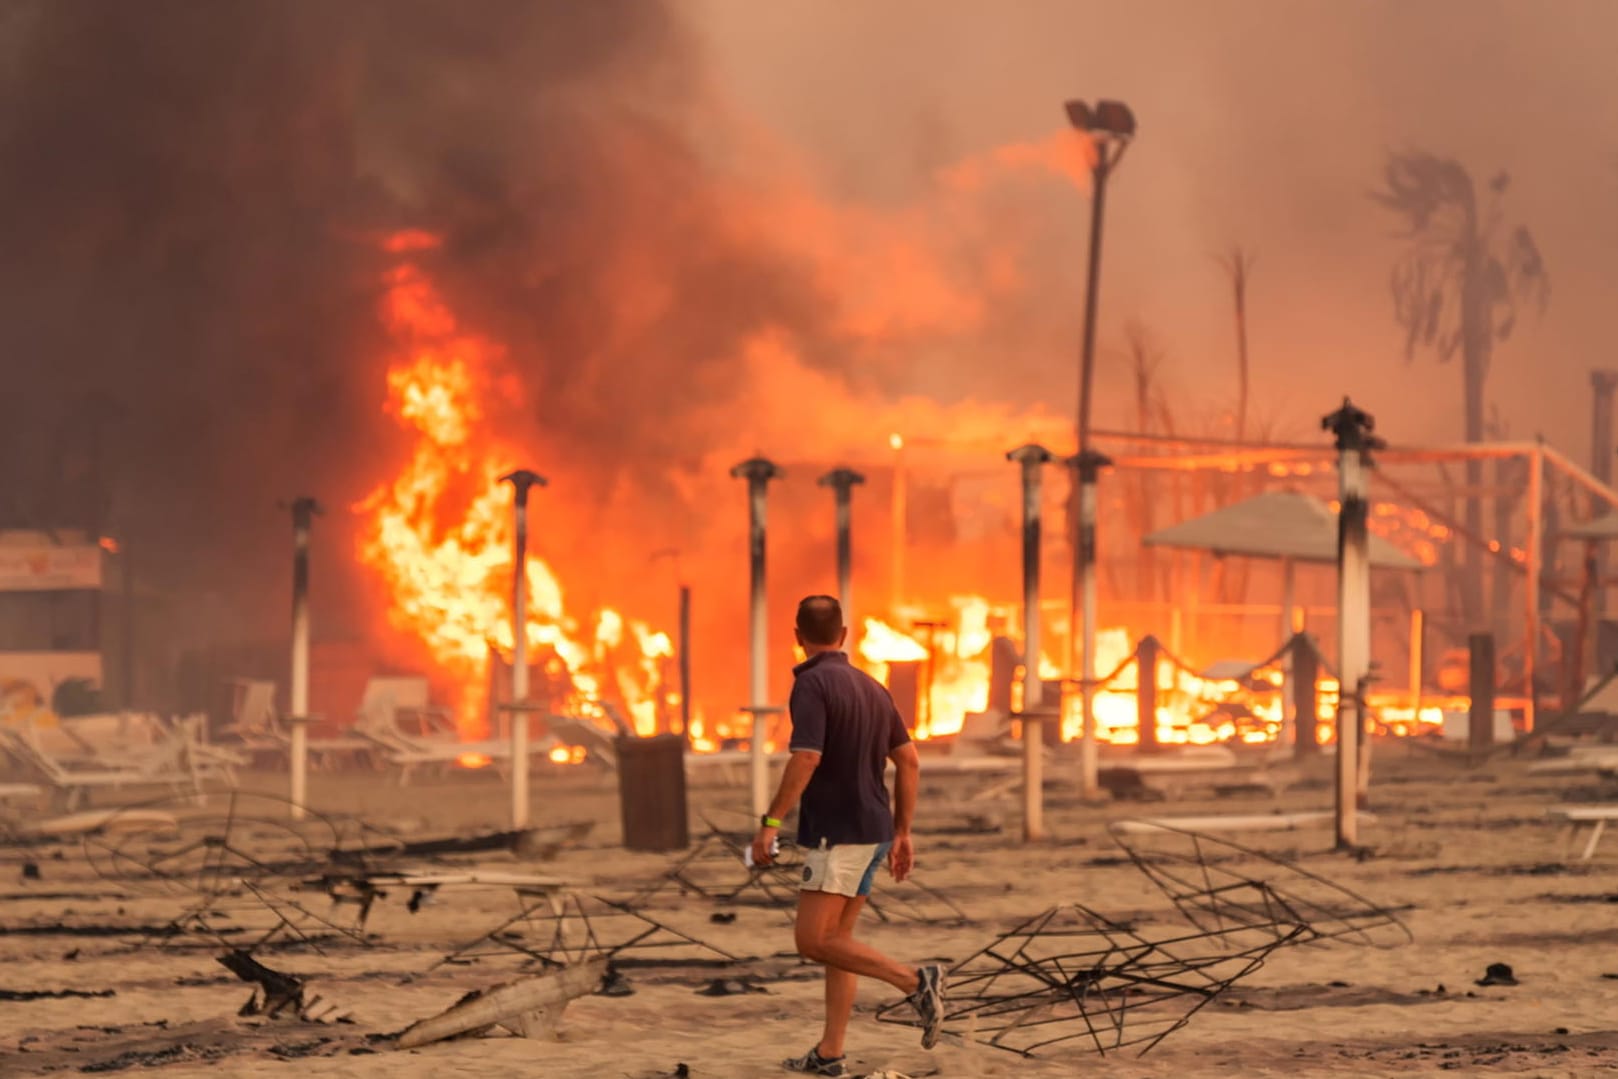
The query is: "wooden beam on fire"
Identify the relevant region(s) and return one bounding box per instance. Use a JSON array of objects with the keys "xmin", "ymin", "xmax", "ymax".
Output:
[
  {"xmin": 1369, "ymin": 469, "xmax": 1578, "ymax": 608},
  {"xmin": 1540, "ymin": 443, "xmax": 1618, "ymax": 513},
  {"xmin": 1091, "ymin": 428, "xmax": 1325, "ymax": 452},
  {"xmin": 1110, "ymin": 447, "xmax": 1333, "ymax": 472},
  {"xmin": 1376, "ymin": 441, "xmax": 1547, "ymax": 463}
]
